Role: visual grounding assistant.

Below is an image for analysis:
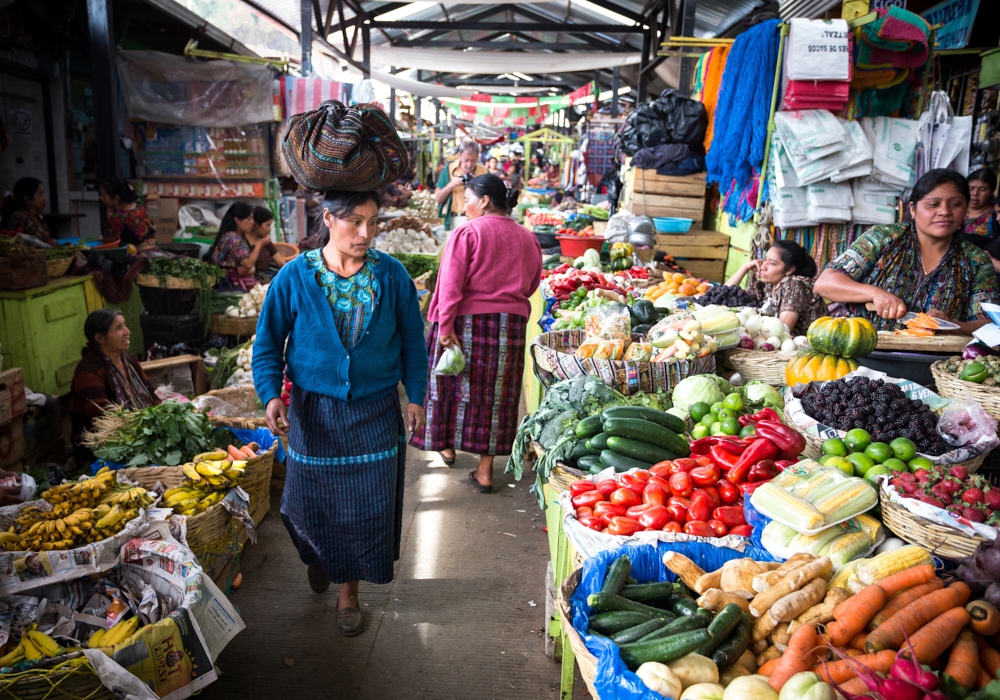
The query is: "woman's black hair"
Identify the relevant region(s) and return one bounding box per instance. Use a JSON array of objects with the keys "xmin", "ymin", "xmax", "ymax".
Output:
[
  {"xmin": 322, "ymin": 190, "xmax": 383, "ymax": 219},
  {"xmin": 83, "ymin": 308, "xmax": 124, "ymax": 354},
  {"xmin": 770, "ymin": 239, "xmax": 817, "ymax": 278},
  {"xmin": 467, "ymin": 174, "xmax": 520, "ymax": 214},
  {"xmin": 910, "ymin": 168, "xmax": 971, "ymax": 205},
  {"xmin": 252, "ymin": 205, "xmax": 274, "ymax": 225},
  {"xmin": 968, "ymin": 168, "xmax": 998, "ymax": 196},
  {"xmin": 98, "ymin": 177, "xmax": 139, "ymax": 204},
  {"xmin": 206, "ymin": 201, "xmax": 254, "ymax": 262},
  {"xmin": 1, "ymin": 177, "xmax": 43, "ymax": 228}
]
